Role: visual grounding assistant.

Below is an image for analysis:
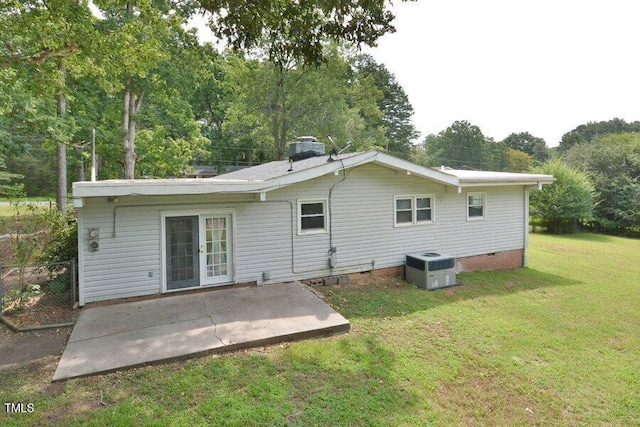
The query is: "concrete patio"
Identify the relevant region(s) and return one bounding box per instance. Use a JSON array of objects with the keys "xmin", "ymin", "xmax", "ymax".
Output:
[{"xmin": 53, "ymin": 282, "xmax": 349, "ymax": 381}]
